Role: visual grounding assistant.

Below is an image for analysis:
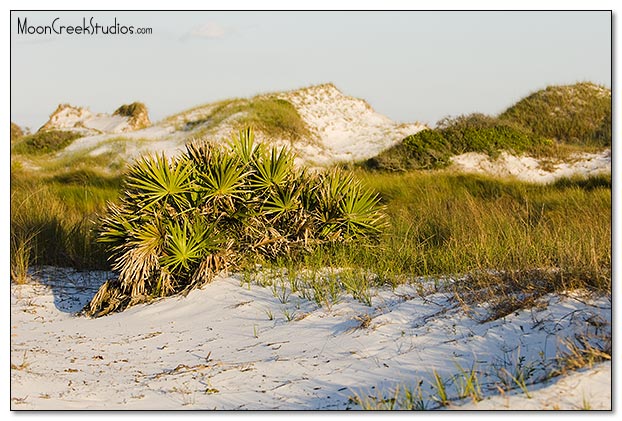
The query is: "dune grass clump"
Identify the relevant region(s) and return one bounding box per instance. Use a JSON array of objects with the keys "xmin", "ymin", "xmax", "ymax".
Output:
[
  {"xmin": 10, "ymin": 167, "xmax": 120, "ymax": 272},
  {"xmin": 499, "ymin": 82, "xmax": 611, "ymax": 147},
  {"xmin": 12, "ymin": 130, "xmax": 82, "ymax": 155},
  {"xmin": 177, "ymin": 96, "xmax": 310, "ymax": 142},
  {"xmin": 85, "ymin": 128, "xmax": 386, "ymax": 316},
  {"xmin": 113, "ymin": 102, "xmax": 148, "ymax": 118}
]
